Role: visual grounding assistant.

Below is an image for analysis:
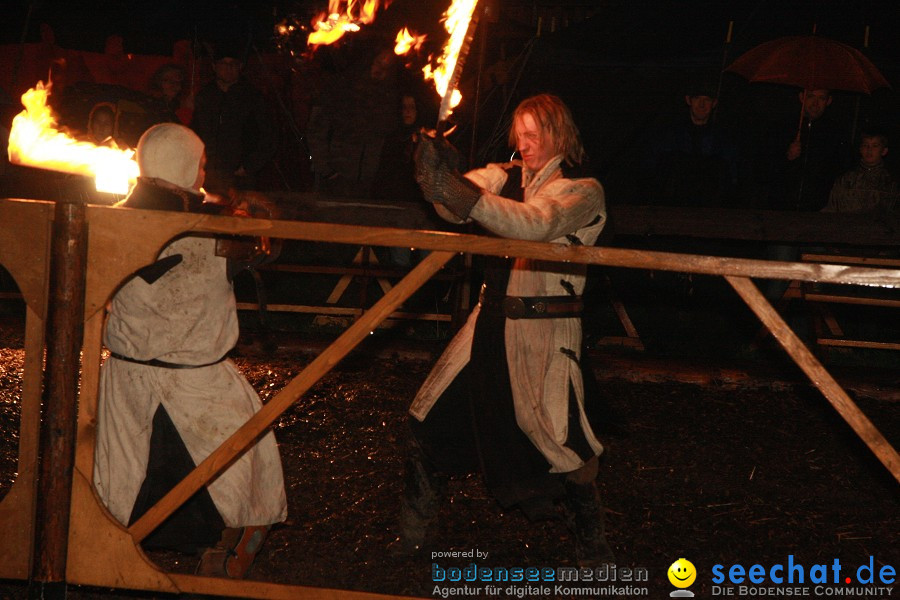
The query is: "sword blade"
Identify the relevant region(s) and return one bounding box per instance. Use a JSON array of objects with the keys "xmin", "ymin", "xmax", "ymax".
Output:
[{"xmin": 436, "ymin": 0, "xmax": 481, "ymax": 128}]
